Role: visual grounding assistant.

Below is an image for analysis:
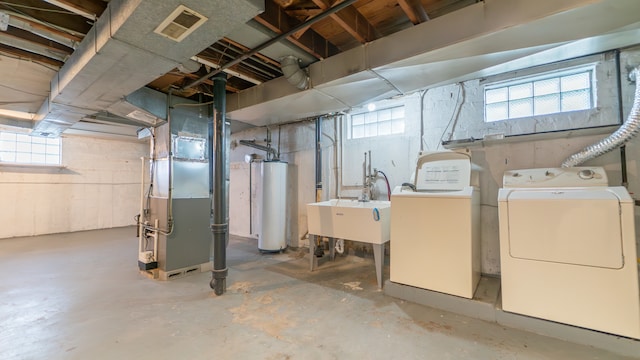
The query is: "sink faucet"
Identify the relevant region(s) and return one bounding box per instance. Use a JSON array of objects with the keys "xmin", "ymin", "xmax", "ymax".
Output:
[{"xmin": 360, "ymin": 150, "xmax": 377, "ymax": 202}]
